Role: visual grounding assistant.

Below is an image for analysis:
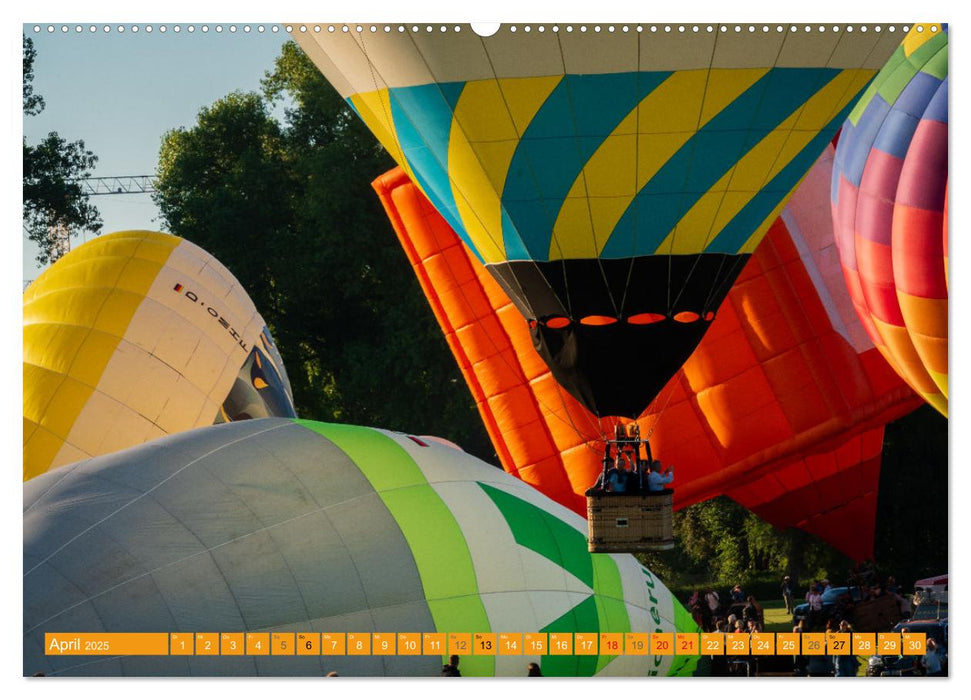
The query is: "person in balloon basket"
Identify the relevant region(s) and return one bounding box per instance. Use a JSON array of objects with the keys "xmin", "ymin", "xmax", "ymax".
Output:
[
  {"xmin": 647, "ymin": 460, "xmax": 674, "ymax": 491},
  {"xmin": 600, "ymin": 454, "xmax": 630, "ymax": 493}
]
